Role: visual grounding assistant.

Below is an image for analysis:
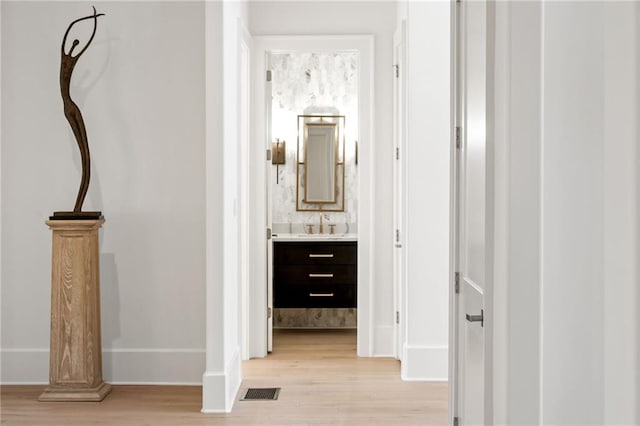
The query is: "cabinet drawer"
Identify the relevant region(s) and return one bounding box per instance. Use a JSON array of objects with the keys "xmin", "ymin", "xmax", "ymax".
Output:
[
  {"xmin": 274, "ymin": 242, "xmax": 356, "ymax": 265},
  {"xmin": 274, "ymin": 284, "xmax": 356, "ymax": 308},
  {"xmin": 275, "ymin": 265, "xmax": 355, "ymax": 286}
]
